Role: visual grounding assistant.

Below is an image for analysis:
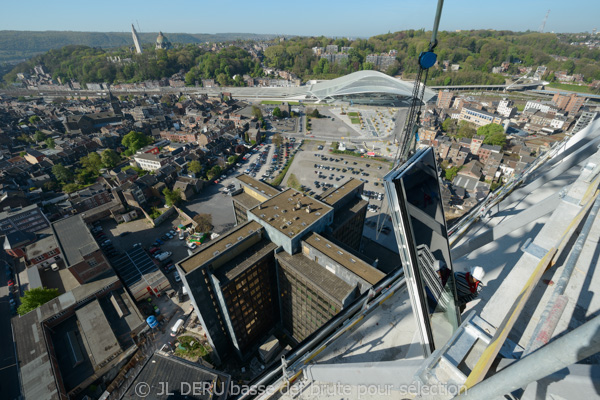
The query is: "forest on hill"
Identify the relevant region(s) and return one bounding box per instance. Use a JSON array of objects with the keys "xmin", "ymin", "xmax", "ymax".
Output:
[
  {"xmin": 0, "ymin": 30, "xmax": 280, "ymax": 63},
  {"xmin": 3, "ymin": 30, "xmax": 600, "ymax": 88}
]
